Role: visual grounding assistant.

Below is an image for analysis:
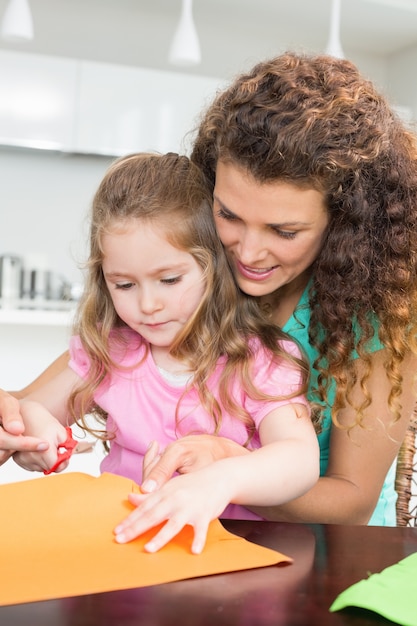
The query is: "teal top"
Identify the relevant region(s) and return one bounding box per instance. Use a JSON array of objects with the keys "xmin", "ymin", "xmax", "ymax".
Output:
[{"xmin": 282, "ymin": 284, "xmax": 397, "ymax": 526}]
